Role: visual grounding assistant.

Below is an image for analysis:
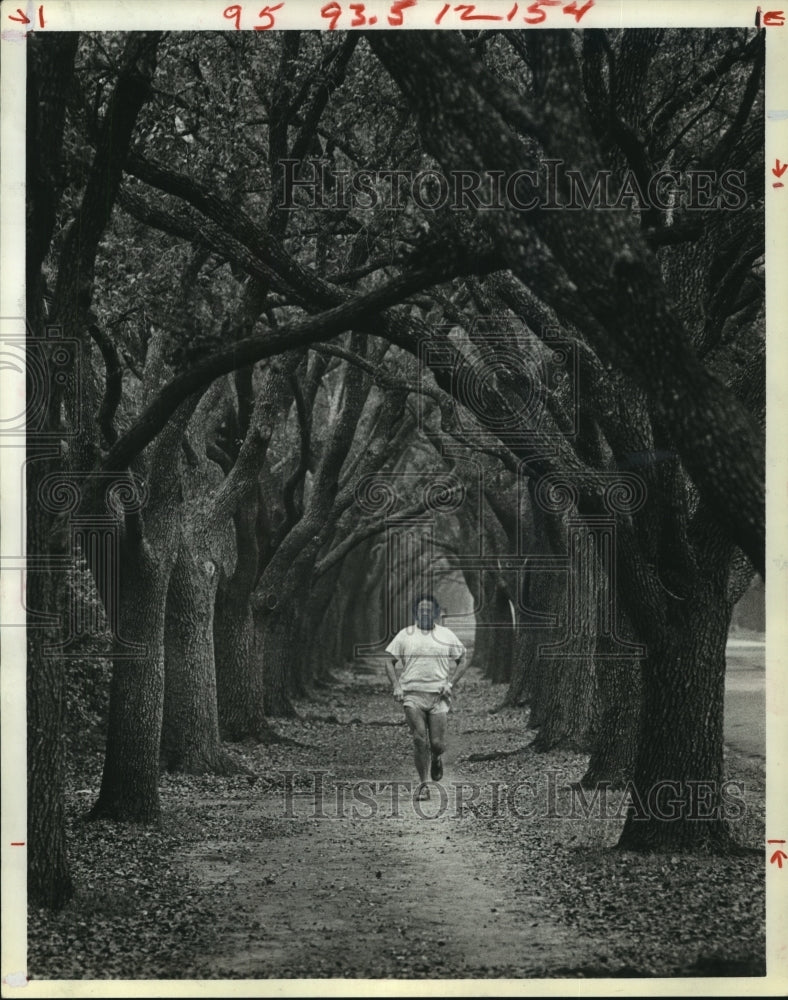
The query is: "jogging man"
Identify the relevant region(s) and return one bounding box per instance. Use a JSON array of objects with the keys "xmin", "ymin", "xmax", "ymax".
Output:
[{"xmin": 385, "ymin": 594, "xmax": 468, "ymax": 800}]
